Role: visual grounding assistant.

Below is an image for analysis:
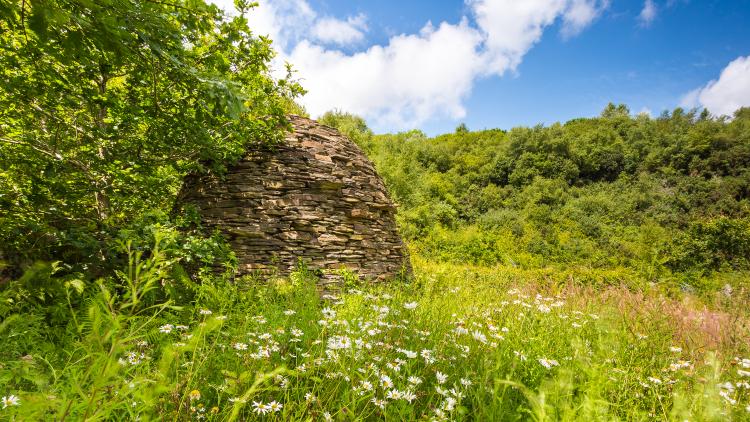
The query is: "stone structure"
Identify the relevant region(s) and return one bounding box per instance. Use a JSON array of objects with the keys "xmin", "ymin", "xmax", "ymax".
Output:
[{"xmin": 179, "ymin": 115, "xmax": 411, "ymax": 288}]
